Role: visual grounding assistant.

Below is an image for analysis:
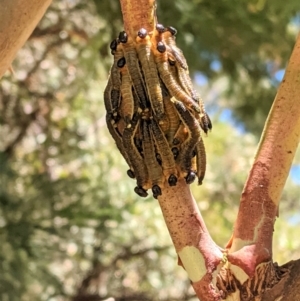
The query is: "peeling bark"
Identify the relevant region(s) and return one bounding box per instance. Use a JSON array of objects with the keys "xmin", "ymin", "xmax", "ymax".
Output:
[
  {"xmin": 228, "ymin": 33, "xmax": 300, "ymax": 275},
  {"xmin": 261, "ymin": 259, "xmax": 300, "ymax": 301}
]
